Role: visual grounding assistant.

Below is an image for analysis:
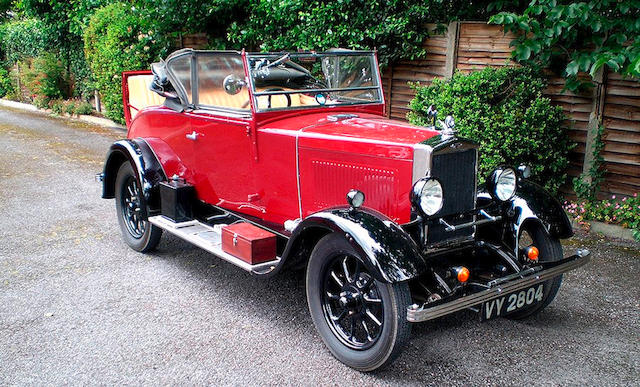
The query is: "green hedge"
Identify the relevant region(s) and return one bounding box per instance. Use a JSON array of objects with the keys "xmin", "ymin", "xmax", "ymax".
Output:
[
  {"xmin": 0, "ymin": 18, "xmax": 51, "ymax": 64},
  {"xmin": 84, "ymin": 3, "xmax": 168, "ymax": 123},
  {"xmin": 0, "ymin": 67, "xmax": 11, "ymax": 97},
  {"xmin": 408, "ymin": 66, "xmax": 571, "ymax": 196}
]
